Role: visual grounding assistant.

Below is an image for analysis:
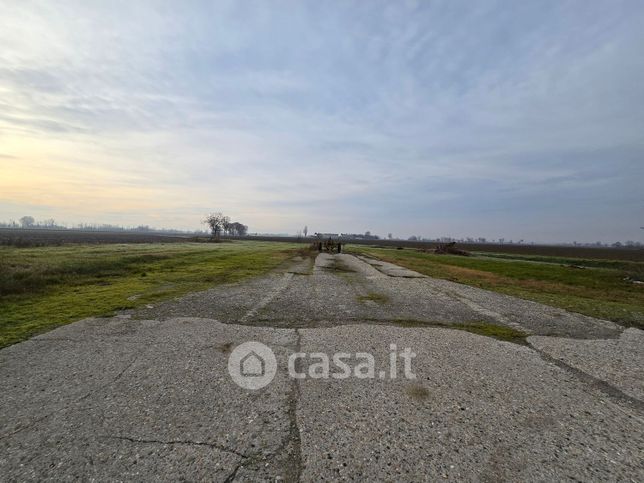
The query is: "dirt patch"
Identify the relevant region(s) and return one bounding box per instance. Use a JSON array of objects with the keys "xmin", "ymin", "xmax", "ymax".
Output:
[
  {"xmin": 218, "ymin": 342, "xmax": 233, "ymax": 353},
  {"xmin": 406, "ymin": 384, "xmax": 430, "ymax": 401},
  {"xmin": 324, "ymin": 259, "xmax": 356, "ymax": 273}
]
